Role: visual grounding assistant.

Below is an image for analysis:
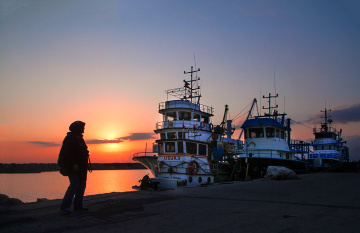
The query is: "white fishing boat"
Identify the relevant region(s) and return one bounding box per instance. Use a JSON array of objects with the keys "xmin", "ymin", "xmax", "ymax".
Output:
[
  {"xmin": 235, "ymin": 94, "xmax": 309, "ymax": 178},
  {"xmin": 133, "ymin": 66, "xmax": 242, "ymax": 188},
  {"xmin": 308, "ymin": 108, "xmax": 349, "ymax": 168}
]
